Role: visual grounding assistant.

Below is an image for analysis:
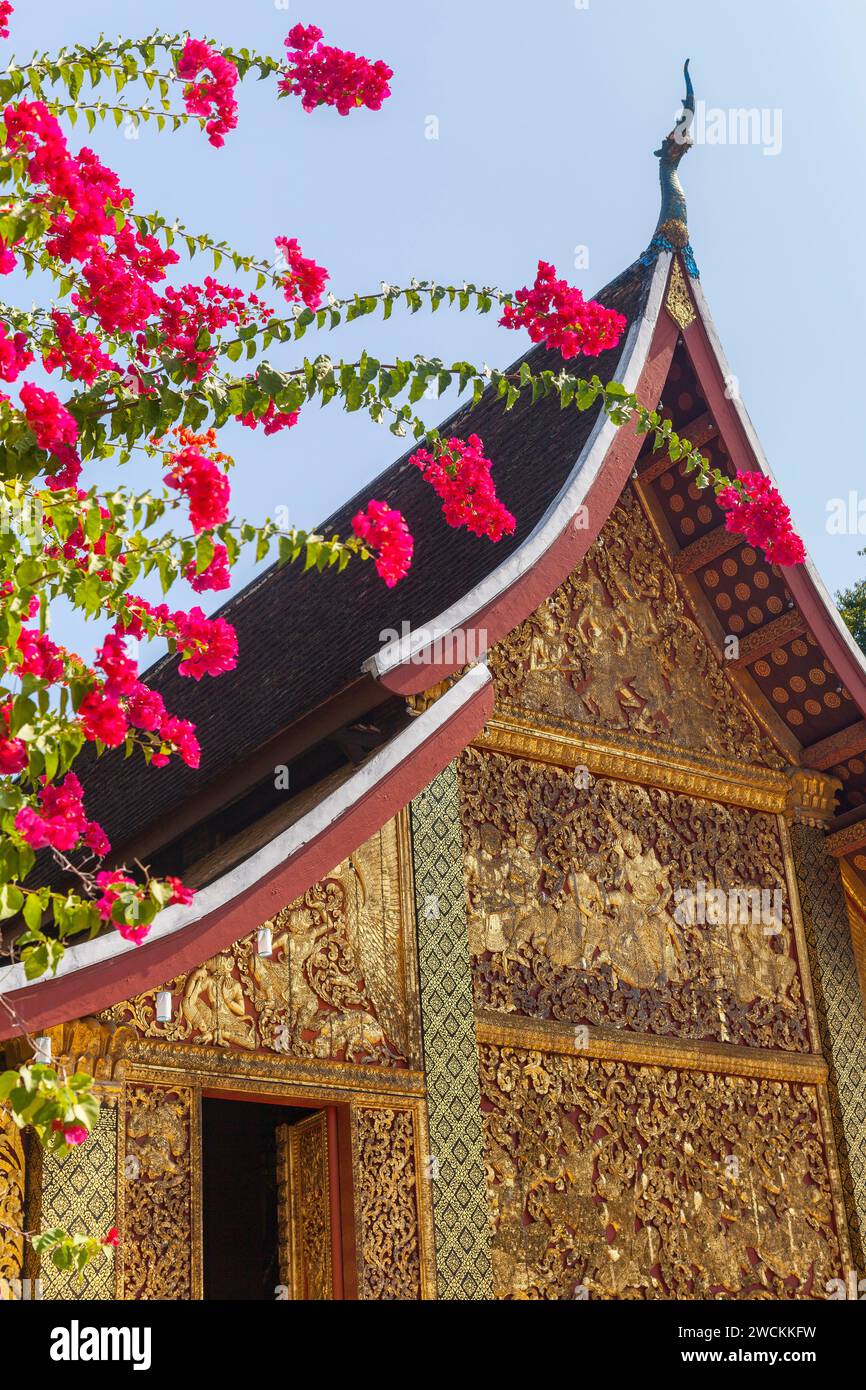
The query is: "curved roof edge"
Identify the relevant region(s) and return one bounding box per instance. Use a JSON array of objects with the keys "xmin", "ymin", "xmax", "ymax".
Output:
[
  {"xmin": 685, "ymin": 276, "xmax": 866, "ymax": 721},
  {"xmin": 0, "ymin": 664, "xmax": 493, "ymax": 1039}
]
